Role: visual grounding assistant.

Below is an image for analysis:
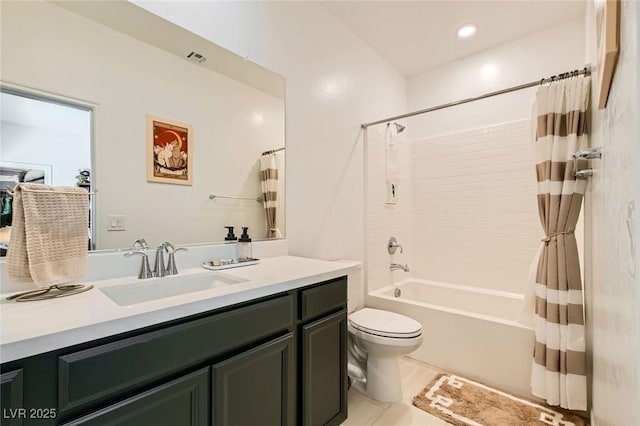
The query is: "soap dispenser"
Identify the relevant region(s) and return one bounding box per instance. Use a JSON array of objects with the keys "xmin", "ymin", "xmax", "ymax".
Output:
[
  {"xmin": 238, "ymin": 227, "xmax": 253, "ymax": 262},
  {"xmin": 224, "ymin": 226, "xmax": 238, "ymax": 262},
  {"xmin": 224, "ymin": 226, "xmax": 237, "ymax": 241}
]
